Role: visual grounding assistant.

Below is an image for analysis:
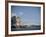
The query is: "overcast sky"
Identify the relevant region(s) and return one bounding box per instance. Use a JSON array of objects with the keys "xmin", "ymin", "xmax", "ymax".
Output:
[{"xmin": 11, "ymin": 6, "xmax": 41, "ymax": 25}]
